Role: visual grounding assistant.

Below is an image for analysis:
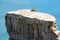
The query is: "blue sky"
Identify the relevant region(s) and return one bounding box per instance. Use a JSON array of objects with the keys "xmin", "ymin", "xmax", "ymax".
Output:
[
  {"xmin": 0, "ymin": 0, "xmax": 60, "ymax": 13},
  {"xmin": 0, "ymin": 0, "xmax": 60, "ymax": 40}
]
